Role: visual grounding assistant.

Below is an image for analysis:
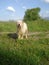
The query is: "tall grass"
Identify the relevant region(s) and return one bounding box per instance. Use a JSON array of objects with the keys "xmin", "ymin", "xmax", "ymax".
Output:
[
  {"xmin": 0, "ymin": 20, "xmax": 49, "ymax": 32},
  {"xmin": 0, "ymin": 20, "xmax": 49, "ymax": 65},
  {"xmin": 0, "ymin": 33, "xmax": 49, "ymax": 65},
  {"xmin": 0, "ymin": 21, "xmax": 16, "ymax": 32},
  {"xmin": 27, "ymin": 20, "xmax": 49, "ymax": 32}
]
